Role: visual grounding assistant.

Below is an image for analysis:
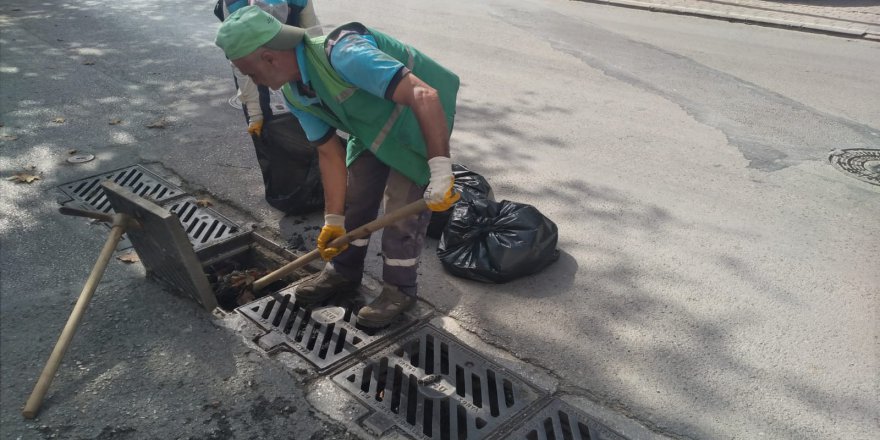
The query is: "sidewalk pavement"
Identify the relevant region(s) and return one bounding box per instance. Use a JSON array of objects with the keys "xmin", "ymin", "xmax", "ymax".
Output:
[{"xmin": 580, "ymin": 0, "xmax": 880, "ymax": 39}]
